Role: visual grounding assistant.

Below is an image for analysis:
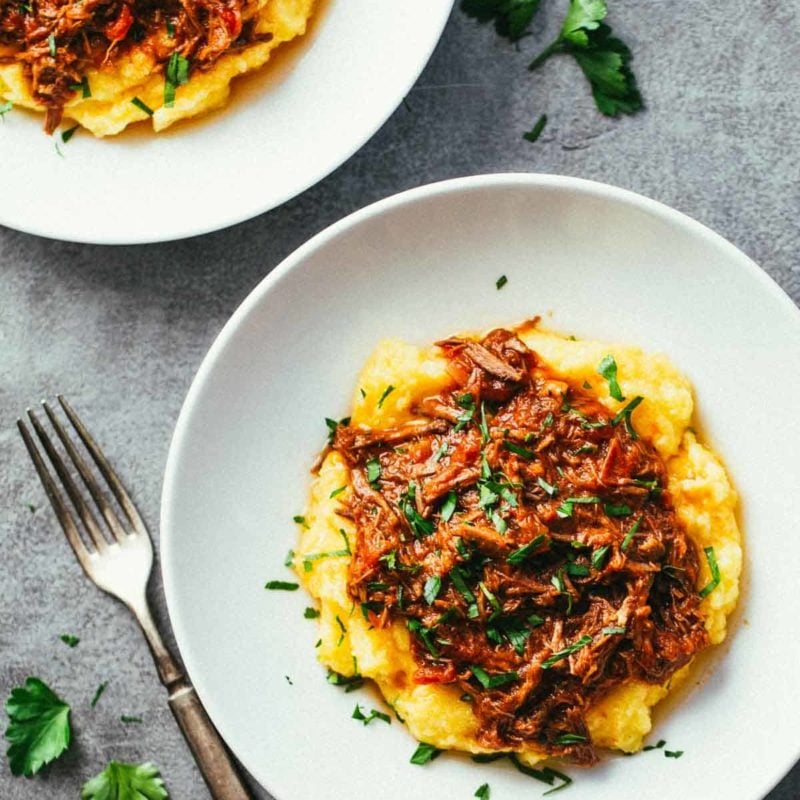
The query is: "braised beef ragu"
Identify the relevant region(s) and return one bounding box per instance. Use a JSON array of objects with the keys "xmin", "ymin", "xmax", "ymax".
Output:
[
  {"xmin": 332, "ymin": 328, "xmax": 708, "ymax": 766},
  {"xmin": 0, "ymin": 0, "xmax": 270, "ymax": 131}
]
